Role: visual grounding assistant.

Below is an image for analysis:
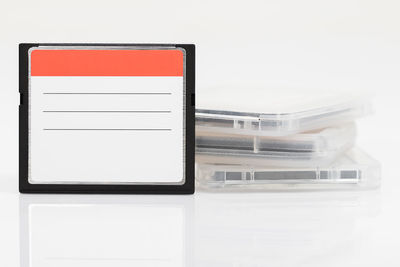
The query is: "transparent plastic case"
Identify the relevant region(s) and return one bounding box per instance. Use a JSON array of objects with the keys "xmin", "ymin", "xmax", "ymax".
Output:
[
  {"xmin": 196, "ymin": 89, "xmax": 372, "ymax": 136},
  {"xmin": 195, "ymin": 147, "xmax": 380, "ymax": 190},
  {"xmin": 196, "ymin": 123, "xmax": 356, "ymax": 167}
]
